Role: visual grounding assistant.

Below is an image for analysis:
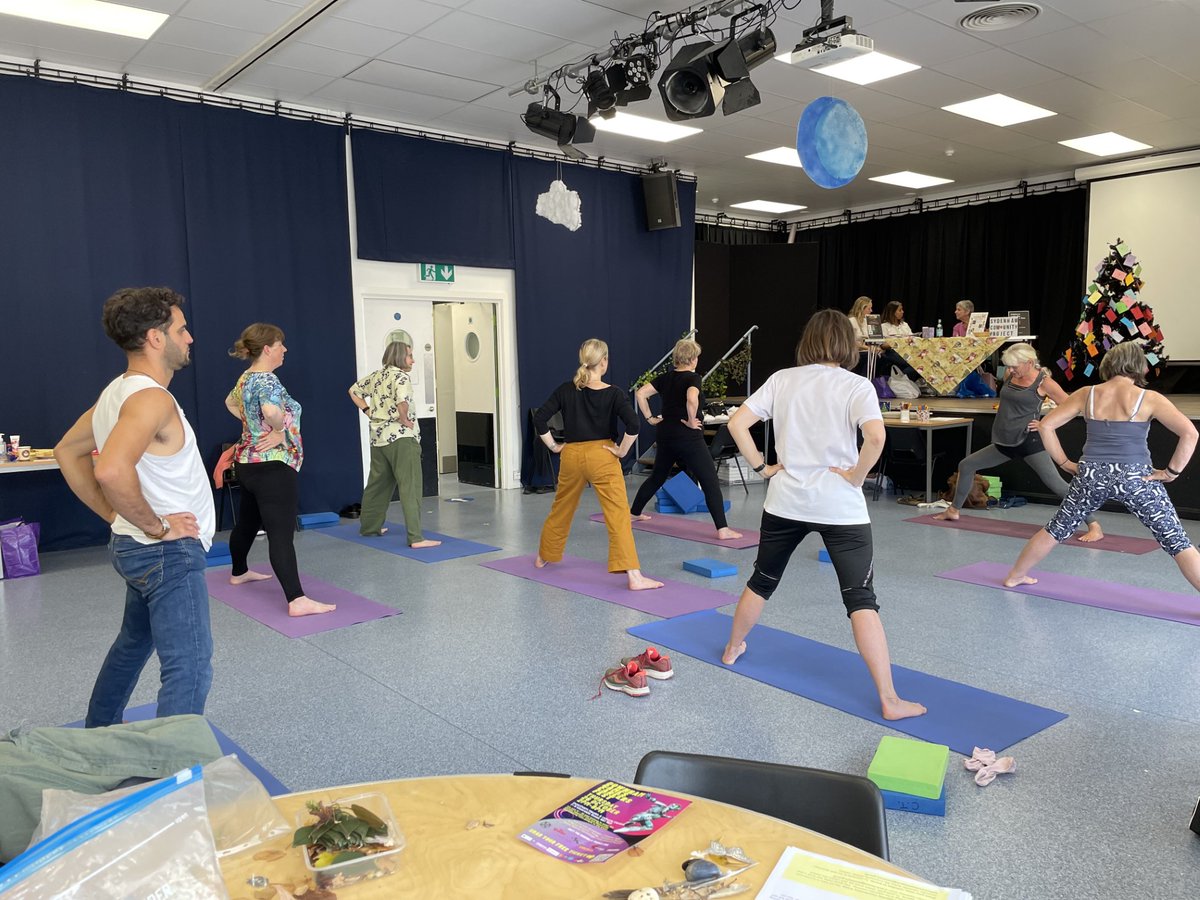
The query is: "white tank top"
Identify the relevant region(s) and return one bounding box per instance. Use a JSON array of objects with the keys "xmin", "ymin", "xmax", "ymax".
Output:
[{"xmin": 92, "ymin": 374, "xmax": 215, "ymax": 550}]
